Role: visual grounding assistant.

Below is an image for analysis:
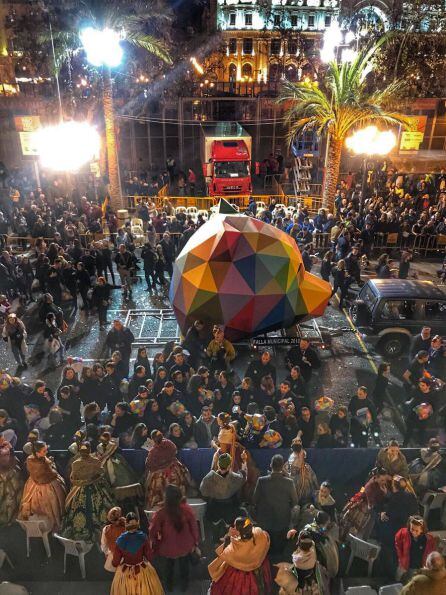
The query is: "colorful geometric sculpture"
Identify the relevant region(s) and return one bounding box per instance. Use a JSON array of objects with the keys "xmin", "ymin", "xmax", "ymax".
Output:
[{"xmin": 170, "ymin": 200, "xmax": 331, "ymax": 341}]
